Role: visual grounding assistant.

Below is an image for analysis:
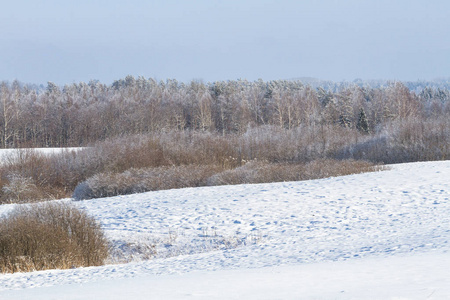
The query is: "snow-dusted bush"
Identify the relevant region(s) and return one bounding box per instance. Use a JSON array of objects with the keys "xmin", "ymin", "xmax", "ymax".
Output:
[
  {"xmin": 337, "ymin": 117, "xmax": 450, "ymax": 163},
  {"xmin": 0, "ymin": 128, "xmax": 396, "ymax": 203},
  {"xmin": 73, "ymin": 165, "xmax": 222, "ymax": 200},
  {"xmin": 72, "ymin": 181, "xmax": 95, "ymax": 201},
  {"xmin": 0, "ymin": 202, "xmax": 108, "ymax": 273},
  {"xmin": 72, "ymin": 157, "xmax": 385, "ymax": 200},
  {"xmin": 1, "ymin": 173, "xmax": 39, "ymax": 203},
  {"xmin": 0, "ymin": 151, "xmax": 51, "ymax": 203},
  {"xmin": 207, "ymin": 159, "xmax": 385, "ymax": 186}
]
